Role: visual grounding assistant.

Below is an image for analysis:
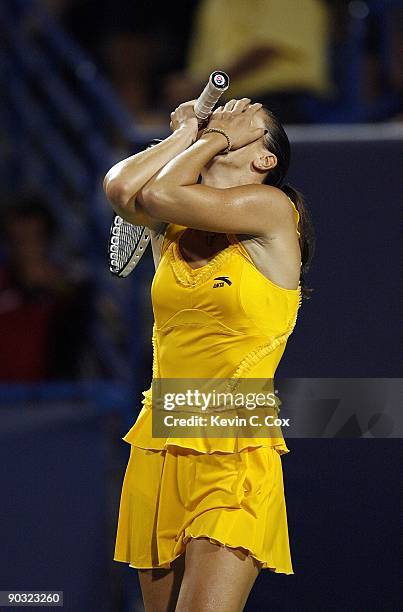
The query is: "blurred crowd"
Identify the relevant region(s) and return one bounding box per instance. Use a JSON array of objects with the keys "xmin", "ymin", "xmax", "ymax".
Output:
[
  {"xmin": 53, "ymin": 0, "xmax": 403, "ymax": 125},
  {"xmin": 0, "ymin": 198, "xmax": 92, "ymax": 382}
]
